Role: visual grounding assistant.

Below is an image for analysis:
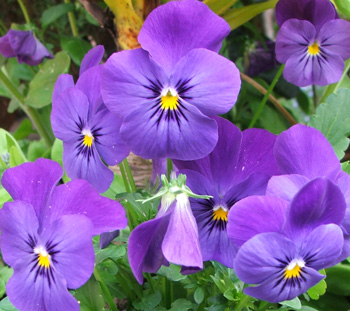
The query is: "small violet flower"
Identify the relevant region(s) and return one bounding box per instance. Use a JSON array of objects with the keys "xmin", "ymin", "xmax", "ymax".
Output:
[
  {"xmin": 128, "ymin": 174, "xmax": 210, "ymax": 284},
  {"xmin": 227, "ymin": 178, "xmax": 346, "ymax": 303},
  {"xmin": 0, "ymin": 158, "xmax": 127, "ymax": 310},
  {"xmin": 173, "ymin": 117, "xmax": 280, "ymax": 268},
  {"xmin": 0, "ymin": 29, "xmax": 53, "ymax": 65},
  {"xmin": 275, "ymin": 0, "xmax": 350, "ymax": 86},
  {"xmin": 101, "ymin": 0, "xmax": 241, "ymax": 160},
  {"xmin": 51, "ymin": 46, "xmax": 130, "ymax": 193}
]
